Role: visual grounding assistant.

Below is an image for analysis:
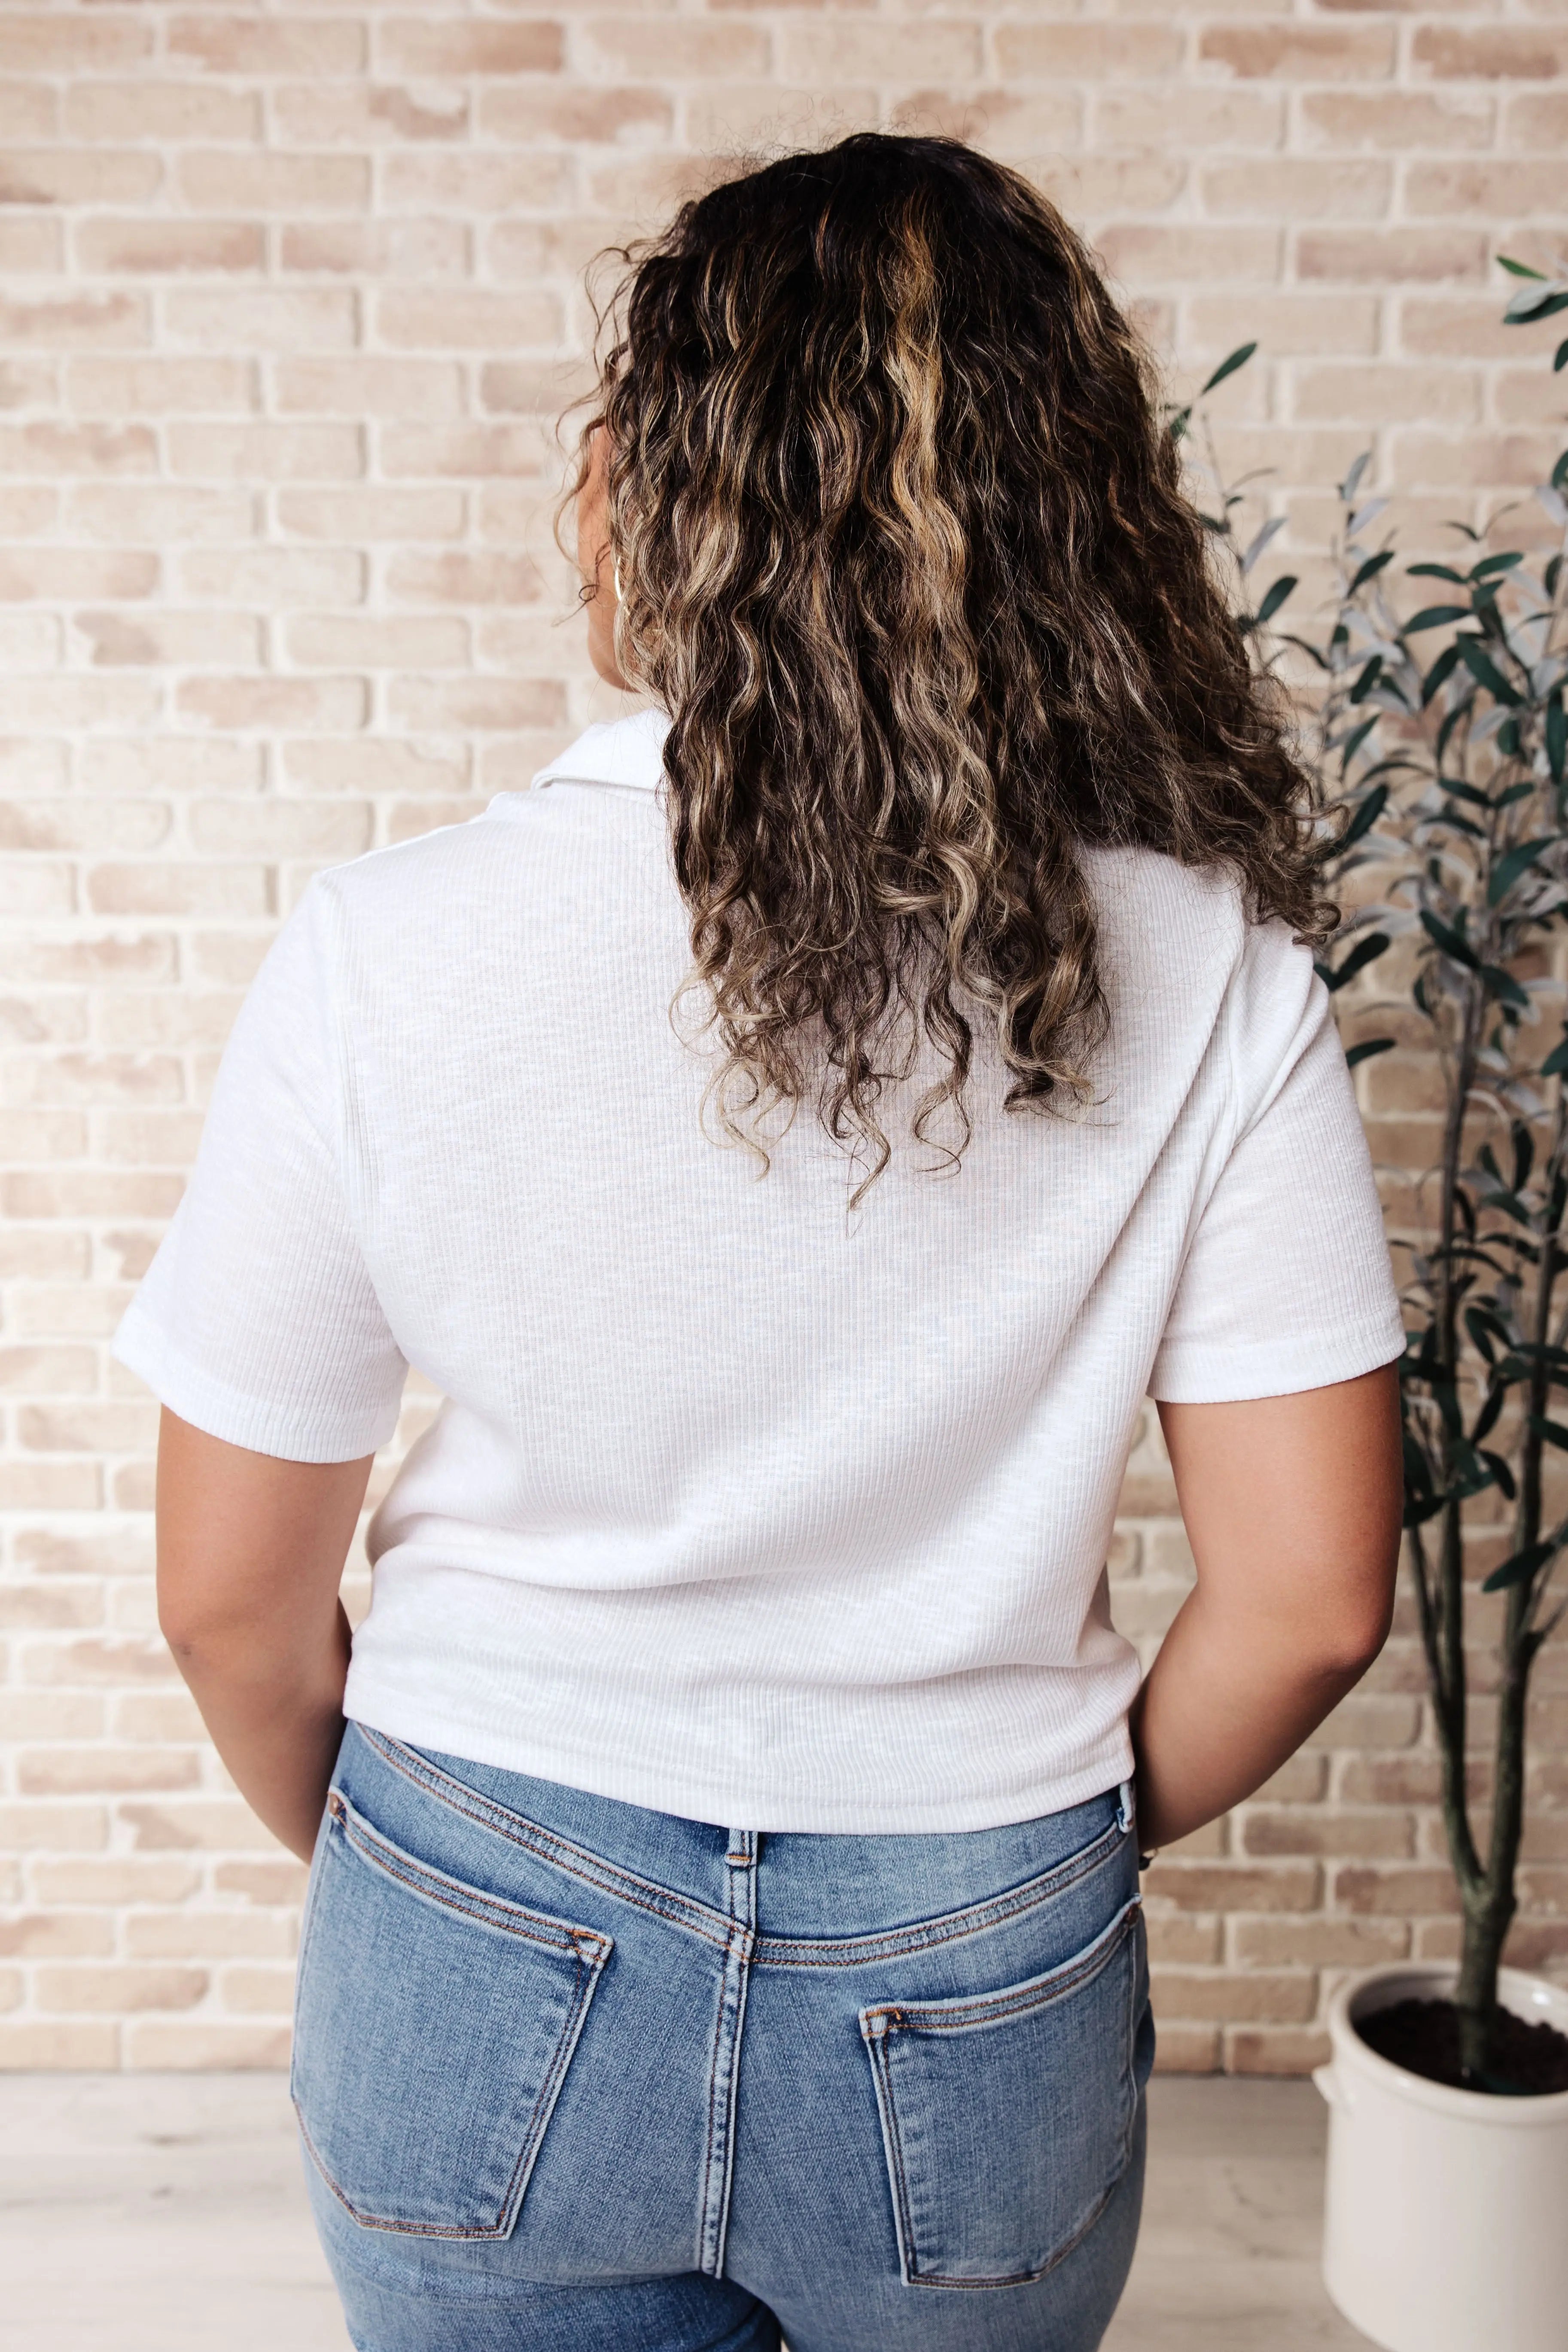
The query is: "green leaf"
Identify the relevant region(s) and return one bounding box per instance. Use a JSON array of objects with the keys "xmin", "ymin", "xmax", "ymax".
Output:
[
  {"xmin": 1337, "ymin": 781, "xmax": 1389, "ymax": 850},
  {"xmin": 1405, "ymin": 605, "xmax": 1470, "ymax": 633},
  {"xmin": 1556, "ymin": 338, "xmax": 1568, "ymax": 374},
  {"xmin": 1421, "ymin": 642, "xmax": 1463, "ymax": 705},
  {"xmin": 1547, "ymin": 698, "xmax": 1565, "ymax": 788},
  {"xmin": 1249, "ymin": 574, "xmax": 1297, "ymax": 629},
  {"xmin": 1200, "ymin": 342, "xmax": 1256, "ymax": 397},
  {"xmin": 1409, "ymin": 563, "xmax": 1466, "ymax": 582},
  {"xmin": 1508, "ymin": 289, "xmax": 1568, "ymax": 326},
  {"xmin": 1349, "ymin": 551, "xmax": 1395, "ymax": 593},
  {"xmin": 1458, "ymin": 638, "xmax": 1522, "ymax": 706},
  {"xmin": 1349, "ymin": 654, "xmax": 1385, "ymax": 704},
  {"xmin": 1168, "ymin": 405, "xmax": 1191, "ymax": 443},
  {"xmin": 1498, "ymin": 256, "xmax": 1548, "ymax": 282},
  {"xmin": 1420, "ymin": 908, "xmax": 1479, "ymax": 969},
  {"xmin": 1318, "ymin": 929, "xmax": 1390, "ymax": 992},
  {"xmin": 1469, "ymin": 551, "xmax": 1525, "ymax": 582},
  {"xmin": 1529, "ymin": 1415, "xmax": 1568, "ymax": 1452},
  {"xmin": 1482, "ymin": 964, "xmax": 1532, "ymax": 1013},
  {"xmin": 1480, "ymin": 1449, "xmax": 1517, "ymax": 1502},
  {"xmin": 1483, "ymin": 1537, "xmax": 1559, "ymax": 1594},
  {"xmin": 1542, "ymin": 1034, "xmax": 1568, "ymax": 1078},
  {"xmin": 1488, "ymin": 836, "xmax": 1557, "ymax": 905},
  {"xmin": 1346, "ymin": 1037, "xmax": 1395, "ymax": 1068}
]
